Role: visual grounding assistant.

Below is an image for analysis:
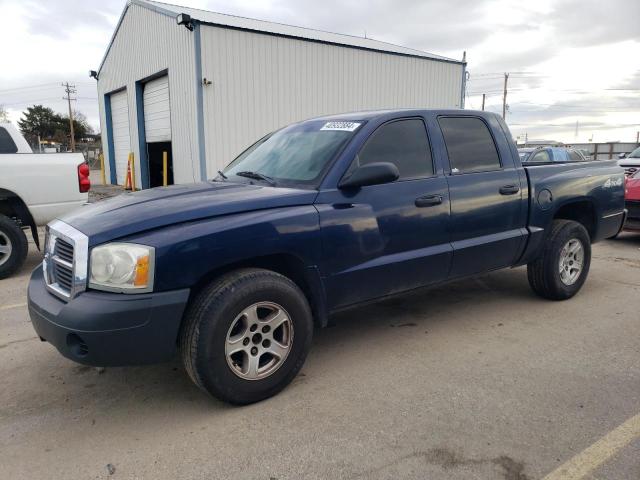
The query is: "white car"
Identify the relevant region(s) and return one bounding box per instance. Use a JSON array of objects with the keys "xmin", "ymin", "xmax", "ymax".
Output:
[
  {"xmin": 619, "ymin": 146, "xmax": 640, "ymax": 176},
  {"xmin": 0, "ymin": 123, "xmax": 90, "ymax": 278}
]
